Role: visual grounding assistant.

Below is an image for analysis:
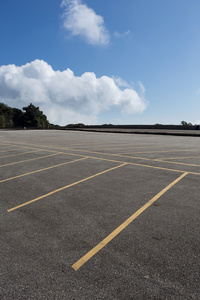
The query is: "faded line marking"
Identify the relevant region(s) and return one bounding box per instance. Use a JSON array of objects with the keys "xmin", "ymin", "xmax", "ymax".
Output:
[
  {"xmin": 156, "ymin": 155, "xmax": 200, "ymax": 160},
  {"xmin": 153, "ymin": 159, "xmax": 200, "ymax": 167},
  {"xmin": 0, "ymin": 148, "xmax": 22, "ymax": 153},
  {"xmin": 72, "ymin": 172, "xmax": 188, "ymax": 271},
  {"xmin": 2, "ymin": 142, "xmax": 200, "ymax": 175},
  {"xmin": 66, "ymin": 142, "xmax": 154, "ymax": 150},
  {"xmin": 0, "ymin": 150, "xmax": 41, "ymax": 159},
  {"xmin": 4, "ymin": 141, "xmax": 198, "ymax": 166},
  {"xmin": 100, "ymin": 145, "xmax": 181, "ymax": 151},
  {"xmin": 3, "ymin": 142, "xmax": 87, "ymax": 158},
  {"xmin": 0, "ymin": 157, "xmax": 87, "ymax": 183},
  {"xmin": 118, "ymin": 148, "xmax": 200, "ymax": 155},
  {"xmin": 0, "ymin": 153, "xmax": 60, "ymax": 168},
  {"xmin": 7, "ymin": 163, "xmax": 127, "ymax": 212}
]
